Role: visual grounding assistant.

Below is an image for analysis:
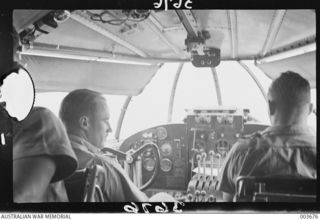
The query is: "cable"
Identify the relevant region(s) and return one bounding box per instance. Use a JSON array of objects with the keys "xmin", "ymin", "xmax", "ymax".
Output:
[
  {"xmin": 86, "ymin": 10, "xmax": 150, "ymax": 26},
  {"xmin": 87, "ymin": 10, "xmax": 128, "ymax": 26}
]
